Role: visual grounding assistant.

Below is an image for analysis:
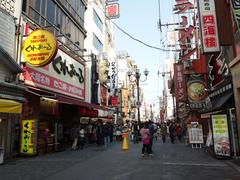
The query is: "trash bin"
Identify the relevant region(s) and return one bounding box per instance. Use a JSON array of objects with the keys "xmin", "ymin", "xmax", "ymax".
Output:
[{"xmin": 0, "ymin": 147, "xmax": 4, "ymax": 164}]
